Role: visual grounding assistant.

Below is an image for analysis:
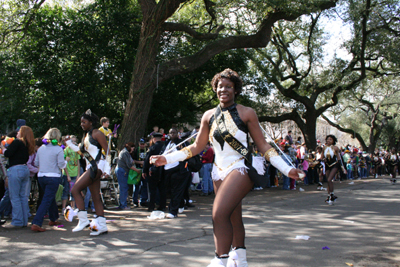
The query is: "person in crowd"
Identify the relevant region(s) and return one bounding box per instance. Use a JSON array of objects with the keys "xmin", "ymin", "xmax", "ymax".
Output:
[
  {"xmin": 320, "ymin": 135, "xmax": 345, "ymax": 205},
  {"xmin": 62, "ymin": 135, "xmax": 81, "ymax": 211},
  {"xmin": 178, "ymin": 127, "xmax": 185, "ymax": 139},
  {"xmin": 159, "ymin": 127, "xmax": 192, "ymax": 218},
  {"xmin": 64, "ymin": 110, "xmax": 110, "ymax": 236},
  {"xmin": 31, "ymin": 128, "xmax": 65, "ymax": 232},
  {"xmin": 99, "ymin": 117, "xmax": 117, "ymax": 155},
  {"xmin": 365, "ymin": 152, "xmax": 371, "ymax": 177},
  {"xmin": 150, "ymin": 68, "xmax": 303, "ymax": 266},
  {"xmin": 284, "ymin": 130, "xmax": 293, "ymax": 145},
  {"xmin": 143, "ymin": 133, "xmax": 167, "ymax": 212},
  {"xmin": 387, "ymin": 148, "xmax": 398, "ymax": 185},
  {"xmin": 372, "ymin": 152, "xmax": 381, "ymax": 178},
  {"xmin": 200, "ymin": 142, "xmax": 214, "ymax": 196},
  {"xmin": 0, "ymin": 131, "xmax": 18, "ymax": 224},
  {"xmin": 351, "ymin": 151, "xmax": 359, "ymax": 179},
  {"xmin": 159, "ymin": 128, "xmax": 167, "ymax": 141},
  {"xmin": 1, "ymin": 126, "xmax": 35, "ymax": 229},
  {"xmin": 307, "ymin": 153, "xmax": 319, "ymax": 185},
  {"xmin": 346, "ymin": 159, "xmax": 353, "ymax": 180},
  {"xmin": 26, "ymin": 138, "xmax": 41, "ymax": 214},
  {"xmin": 301, "ymin": 156, "xmax": 309, "ymax": 185},
  {"xmin": 116, "ymin": 142, "xmax": 141, "ymax": 209},
  {"xmin": 343, "ymin": 150, "xmax": 351, "ymax": 165},
  {"xmin": 316, "ymin": 146, "xmax": 325, "ymax": 190},
  {"xmin": 132, "ymin": 138, "xmax": 148, "ymax": 207},
  {"xmin": 148, "ymin": 126, "xmax": 159, "ymax": 137},
  {"xmin": 358, "ymin": 153, "xmax": 367, "ymax": 179}
]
